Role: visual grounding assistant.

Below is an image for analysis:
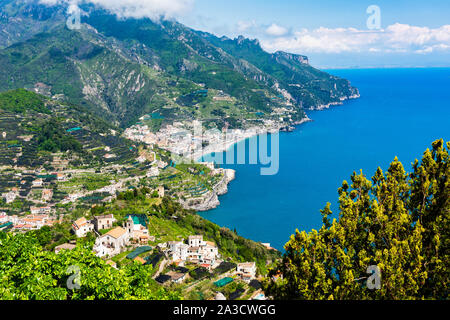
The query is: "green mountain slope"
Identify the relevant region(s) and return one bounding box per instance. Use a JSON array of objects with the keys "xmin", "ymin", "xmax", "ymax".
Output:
[
  {"xmin": 0, "ymin": 0, "xmax": 65, "ymax": 48},
  {"xmin": 197, "ymin": 33, "xmax": 360, "ymax": 109},
  {"xmin": 0, "ymin": 0, "xmax": 359, "ymax": 128}
]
